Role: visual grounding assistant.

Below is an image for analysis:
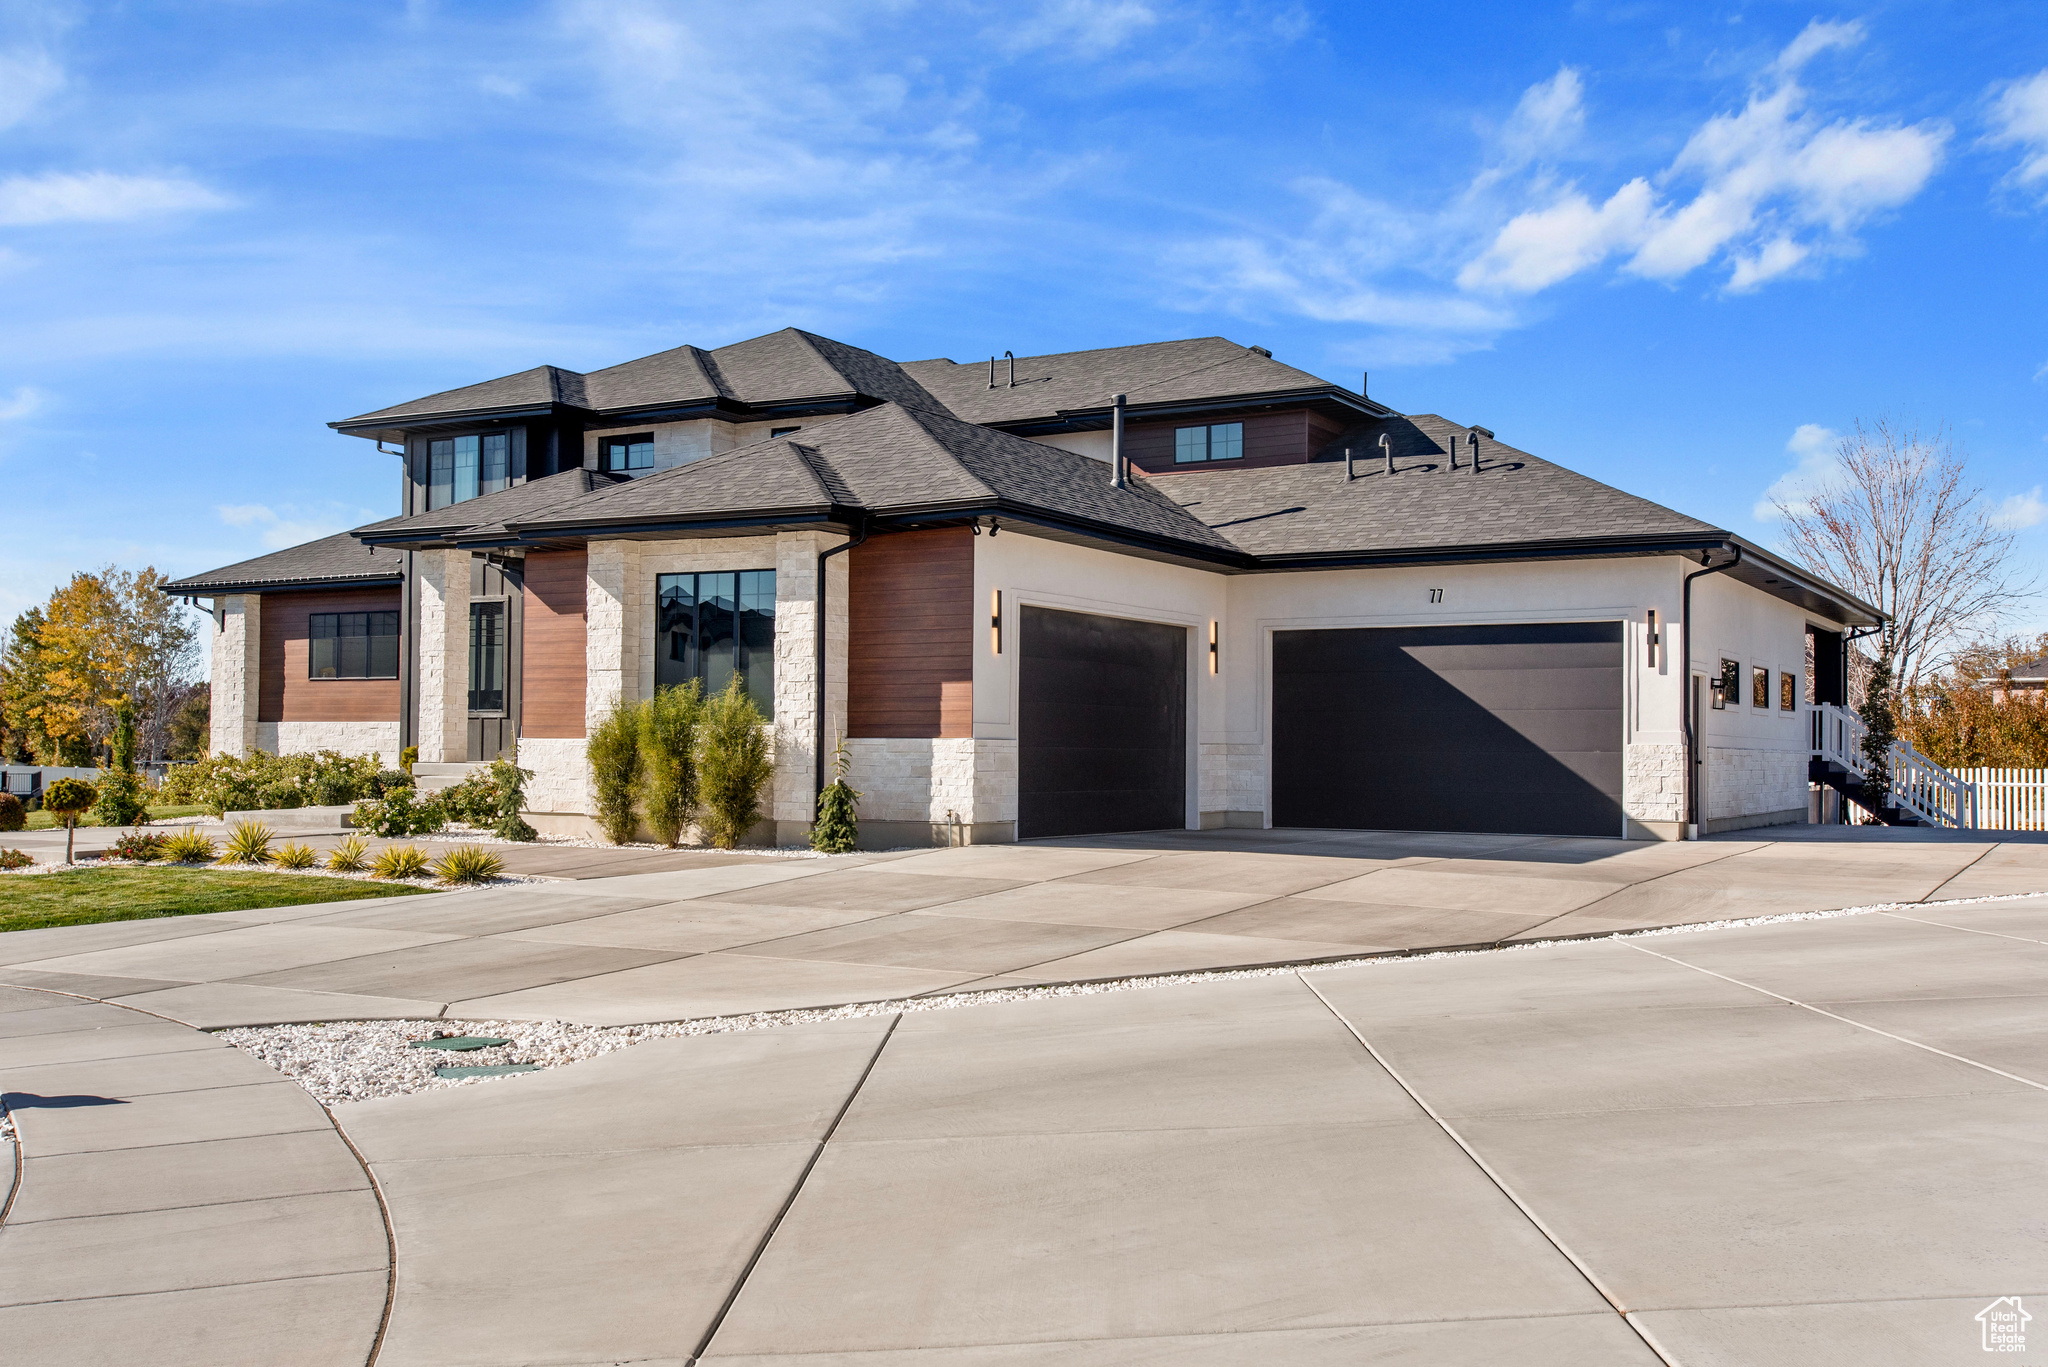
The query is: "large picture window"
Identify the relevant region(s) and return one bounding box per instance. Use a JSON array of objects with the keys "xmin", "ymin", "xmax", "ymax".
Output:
[
  {"xmin": 310, "ymin": 612, "xmax": 399, "ymax": 680},
  {"xmin": 469, "ymin": 601, "xmax": 507, "ymax": 713},
  {"xmin": 1174, "ymin": 421, "xmax": 1244, "ymax": 463},
  {"xmin": 428, "ymin": 432, "xmax": 512, "ymax": 509},
  {"xmin": 655, "ymin": 570, "xmax": 775, "ymax": 718}
]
